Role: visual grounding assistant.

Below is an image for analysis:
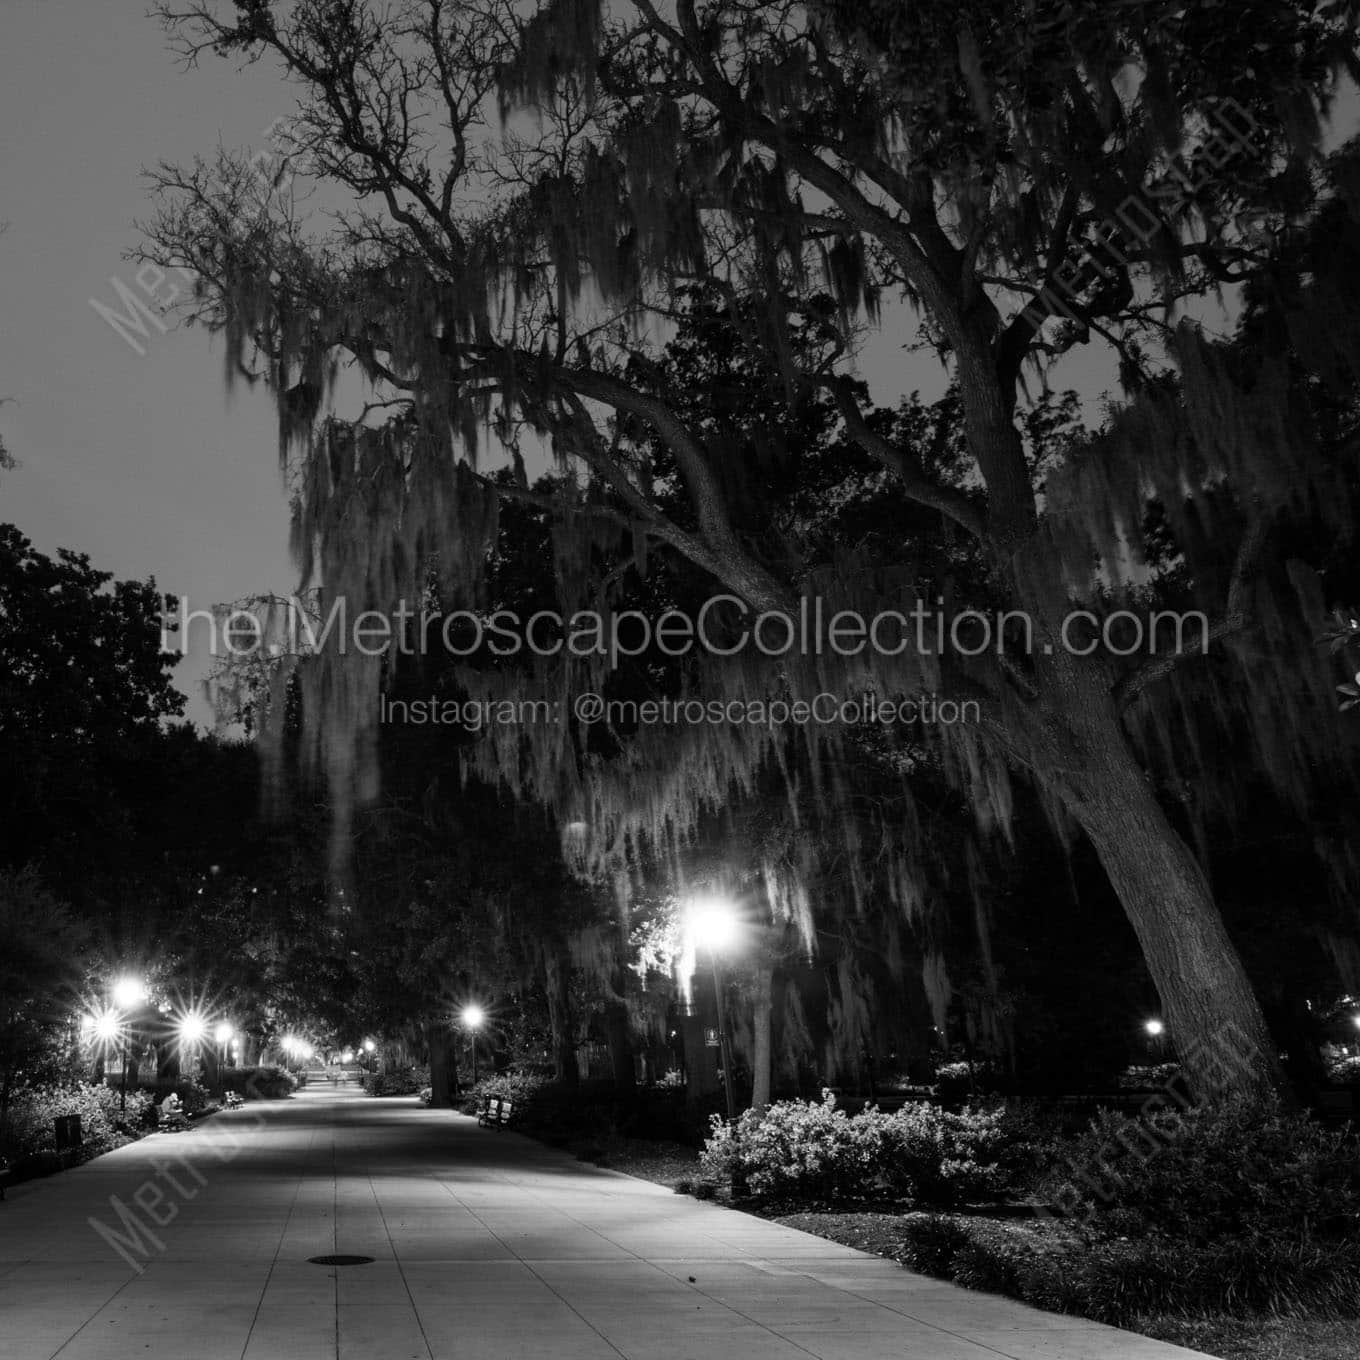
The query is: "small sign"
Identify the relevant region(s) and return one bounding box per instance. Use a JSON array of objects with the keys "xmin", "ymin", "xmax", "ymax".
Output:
[{"xmin": 704, "ymin": 1028, "xmax": 720, "ymax": 1048}]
